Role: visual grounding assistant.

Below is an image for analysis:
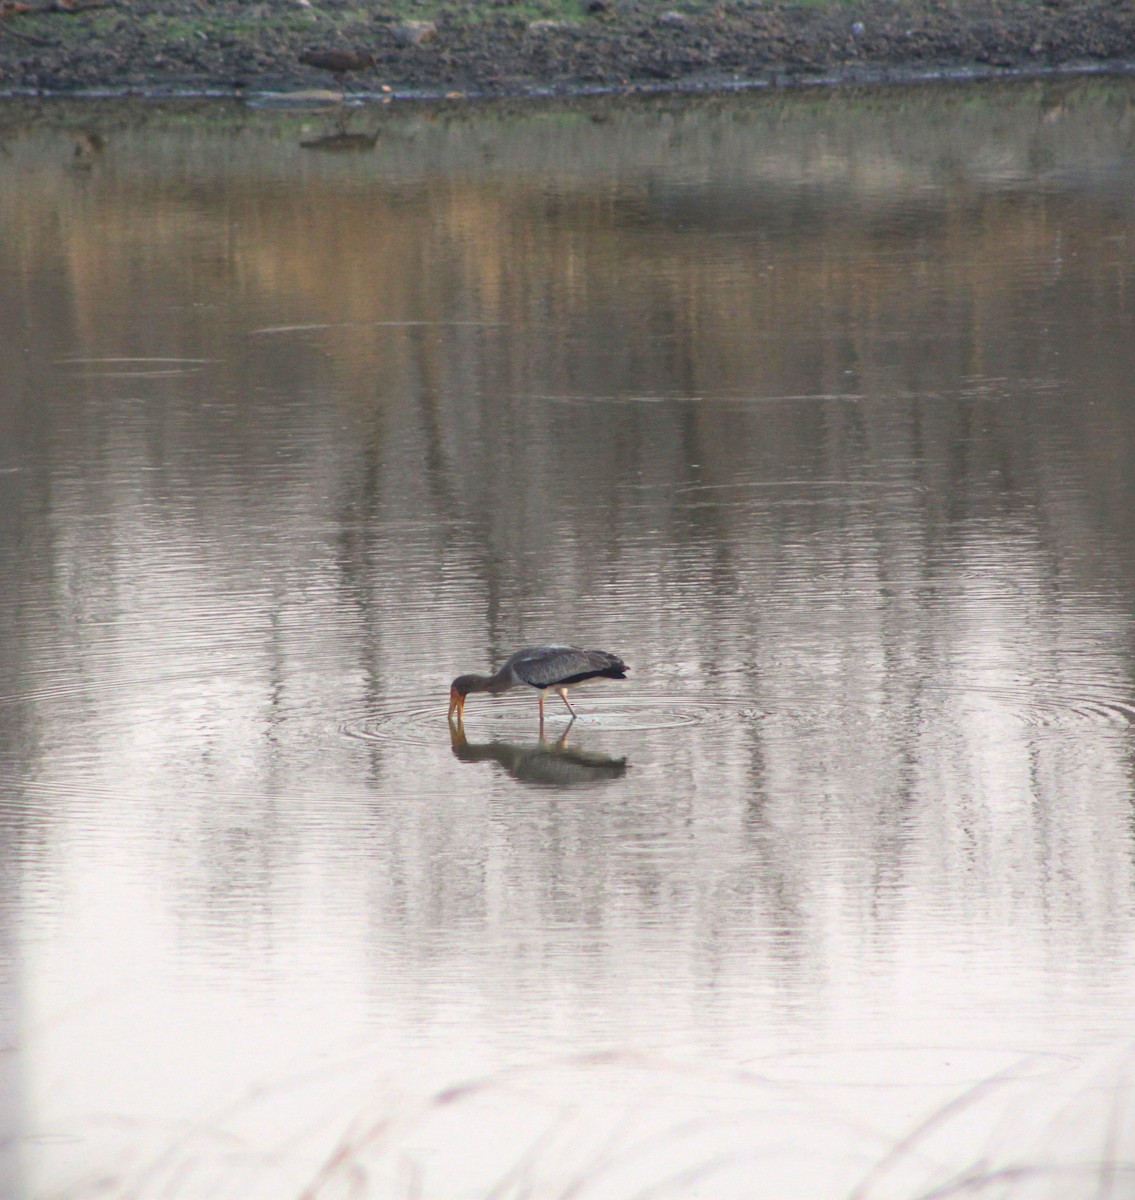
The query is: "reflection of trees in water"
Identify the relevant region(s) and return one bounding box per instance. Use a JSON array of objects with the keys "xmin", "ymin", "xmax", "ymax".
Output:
[{"xmin": 1, "ymin": 87, "xmax": 1134, "ymax": 1001}]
